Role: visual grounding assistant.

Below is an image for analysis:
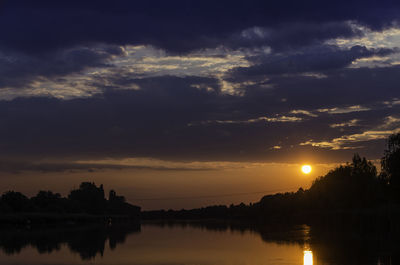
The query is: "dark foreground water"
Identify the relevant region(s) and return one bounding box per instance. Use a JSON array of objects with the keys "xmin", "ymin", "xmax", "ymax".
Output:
[{"xmin": 0, "ymin": 221, "xmax": 397, "ymax": 265}]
